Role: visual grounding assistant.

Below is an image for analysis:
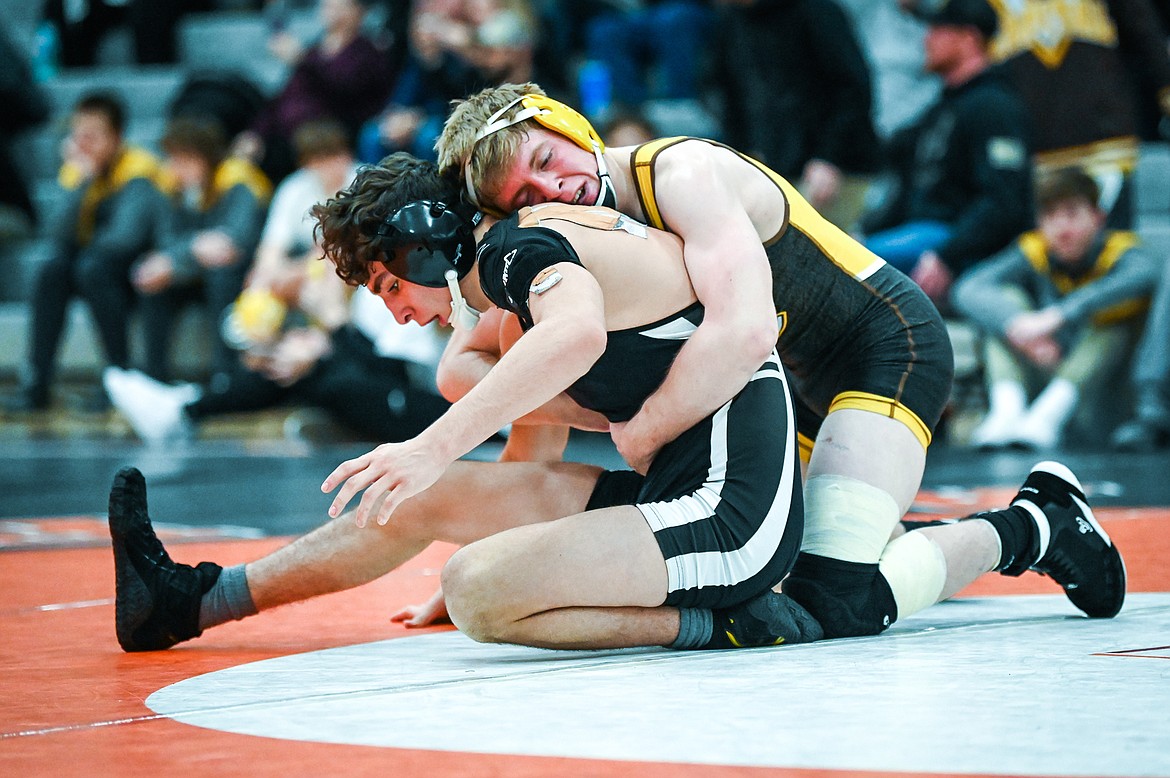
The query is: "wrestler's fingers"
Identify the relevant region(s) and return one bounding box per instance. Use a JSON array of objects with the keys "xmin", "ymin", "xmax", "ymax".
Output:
[
  {"xmin": 329, "ymin": 465, "xmax": 379, "ymax": 520},
  {"xmin": 356, "ymin": 474, "xmax": 397, "ymax": 527},
  {"xmin": 321, "ymin": 453, "xmax": 370, "ymax": 494},
  {"xmin": 375, "ymin": 482, "xmax": 411, "ymax": 526}
]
